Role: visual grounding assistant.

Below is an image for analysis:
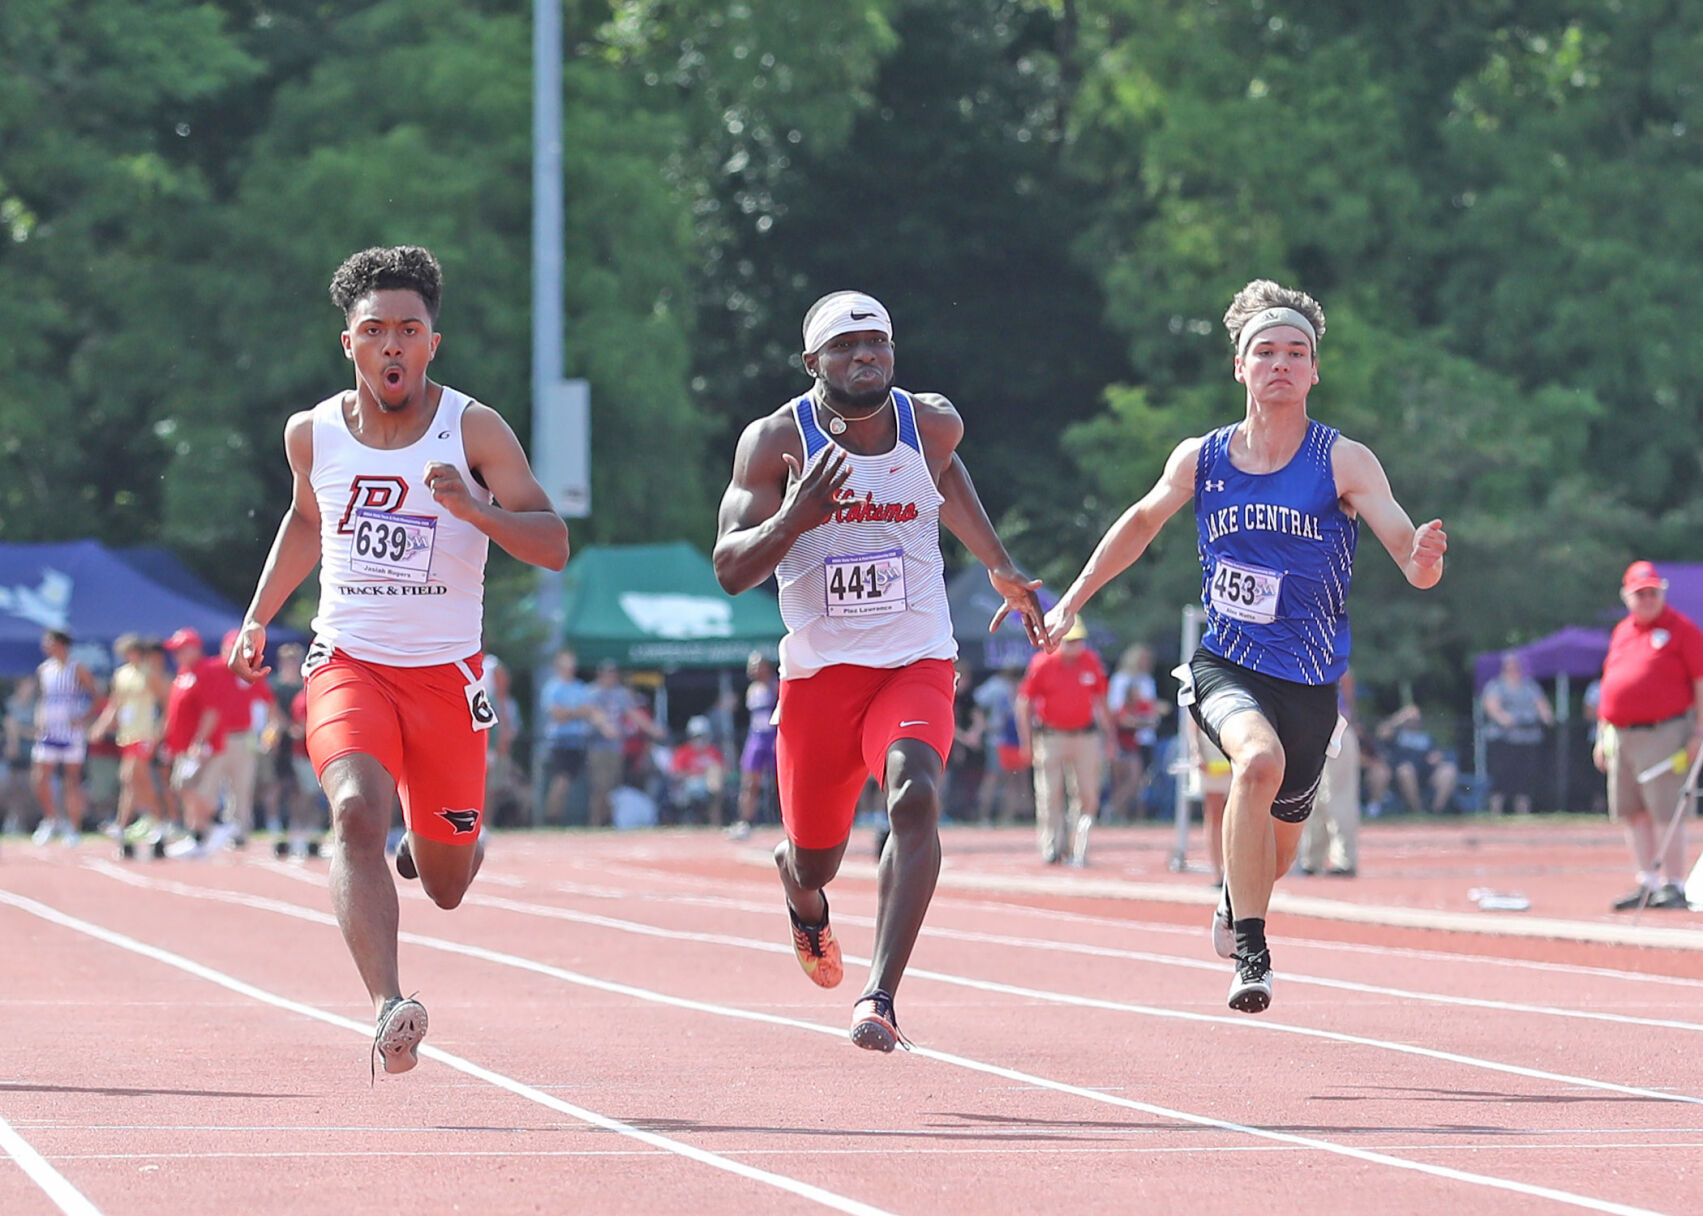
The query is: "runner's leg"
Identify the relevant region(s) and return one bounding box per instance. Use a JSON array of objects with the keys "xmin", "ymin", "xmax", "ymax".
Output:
[
  {"xmin": 1218, "ymin": 711, "xmax": 1285, "ymax": 921},
  {"xmin": 321, "ymin": 753, "xmax": 403, "ymax": 1015},
  {"xmin": 865, "ymin": 738, "xmax": 942, "ymax": 998},
  {"xmin": 411, "ymin": 834, "xmax": 484, "ymax": 909}
]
